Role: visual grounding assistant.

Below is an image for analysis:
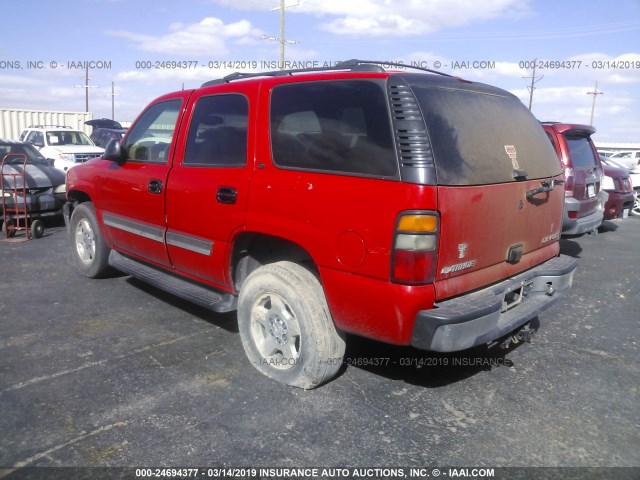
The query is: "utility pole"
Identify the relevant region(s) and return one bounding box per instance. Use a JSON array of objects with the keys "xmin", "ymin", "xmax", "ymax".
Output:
[
  {"xmin": 522, "ymin": 60, "xmax": 544, "ymax": 111},
  {"xmin": 107, "ymin": 81, "xmax": 119, "ymax": 120},
  {"xmin": 263, "ymin": 0, "xmax": 299, "ymax": 69},
  {"xmin": 75, "ymin": 64, "xmax": 98, "ymax": 113},
  {"xmin": 587, "ymin": 81, "xmax": 604, "ymax": 126},
  {"xmin": 279, "ymin": 0, "xmax": 285, "ymax": 67}
]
